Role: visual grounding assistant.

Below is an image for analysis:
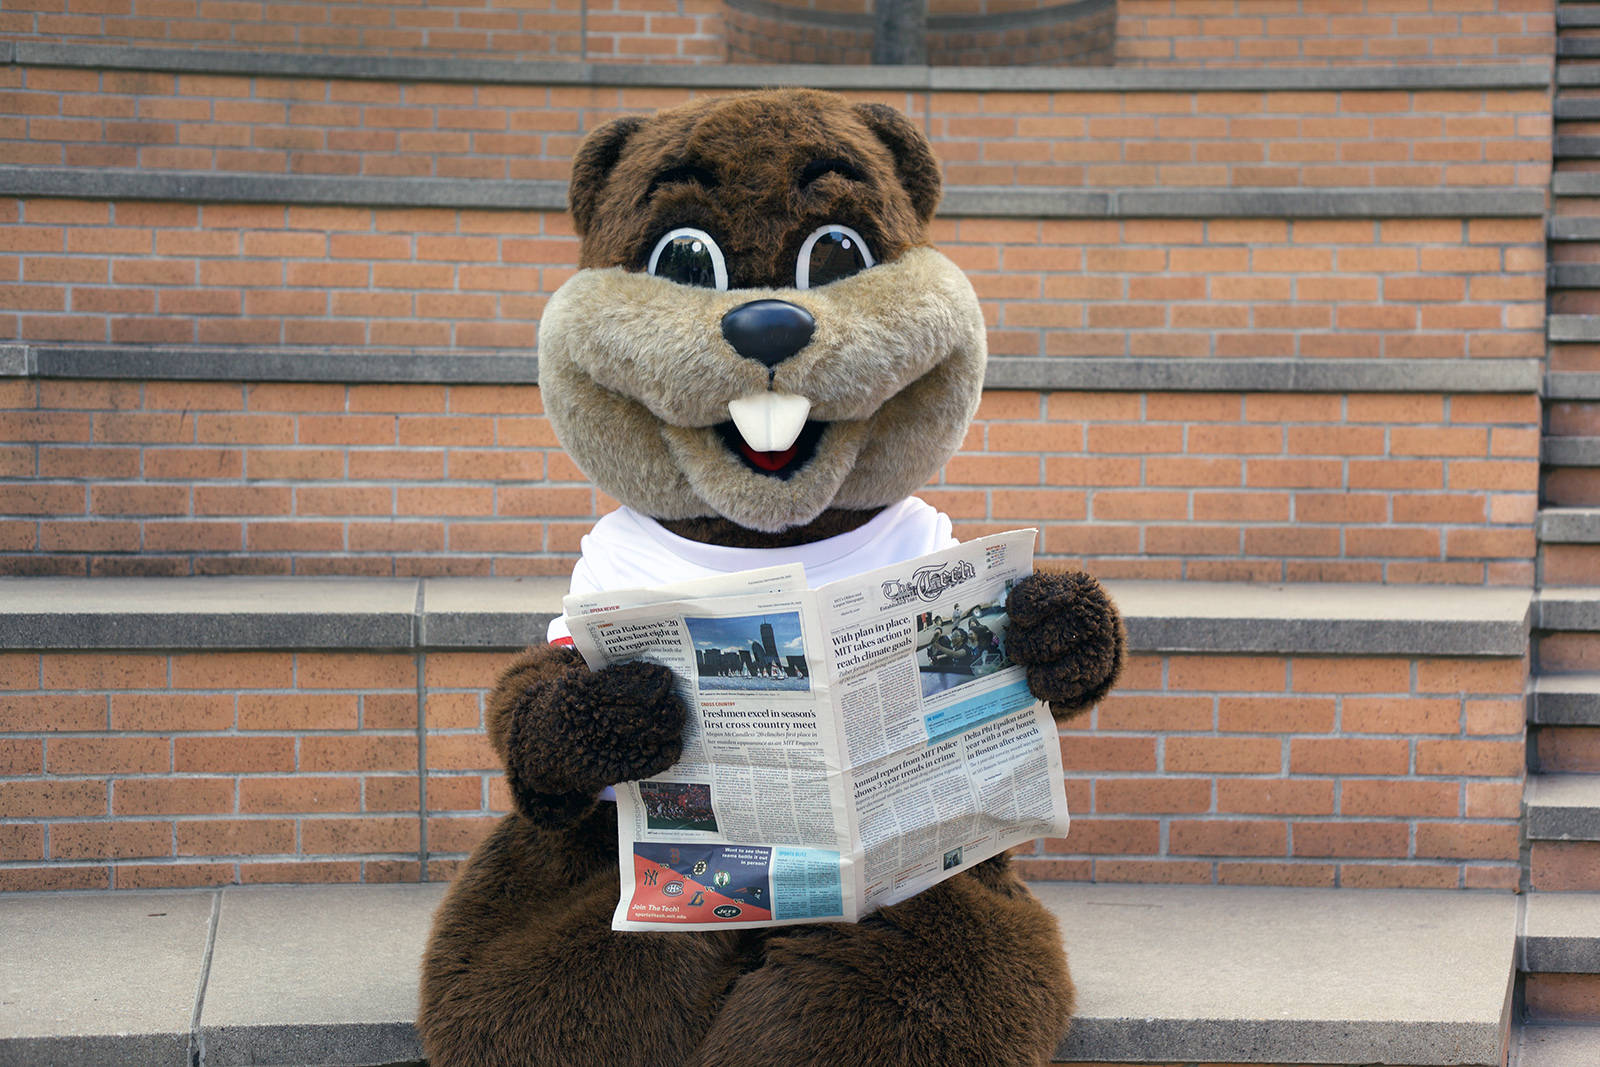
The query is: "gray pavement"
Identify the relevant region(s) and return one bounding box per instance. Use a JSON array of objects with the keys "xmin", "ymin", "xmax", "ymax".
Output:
[{"xmin": 0, "ymin": 881, "xmax": 1518, "ymax": 1066}]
